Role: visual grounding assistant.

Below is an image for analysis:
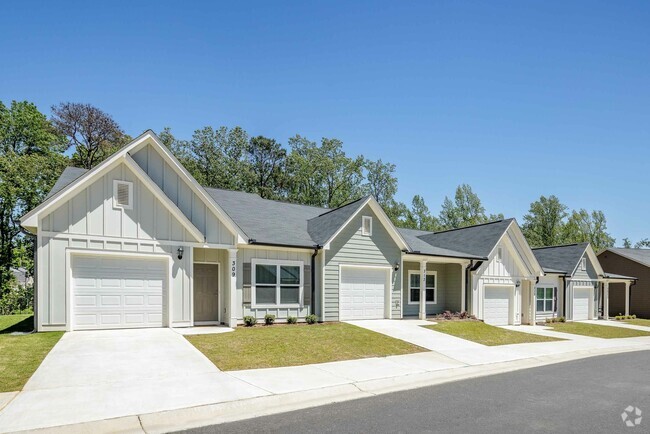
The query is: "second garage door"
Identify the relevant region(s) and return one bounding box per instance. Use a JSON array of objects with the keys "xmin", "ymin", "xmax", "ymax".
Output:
[
  {"xmin": 573, "ymin": 287, "xmax": 592, "ymax": 321},
  {"xmin": 339, "ymin": 267, "xmax": 388, "ymax": 321},
  {"xmin": 484, "ymin": 286, "xmax": 513, "ymax": 325},
  {"xmin": 72, "ymin": 255, "xmax": 167, "ymax": 330}
]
